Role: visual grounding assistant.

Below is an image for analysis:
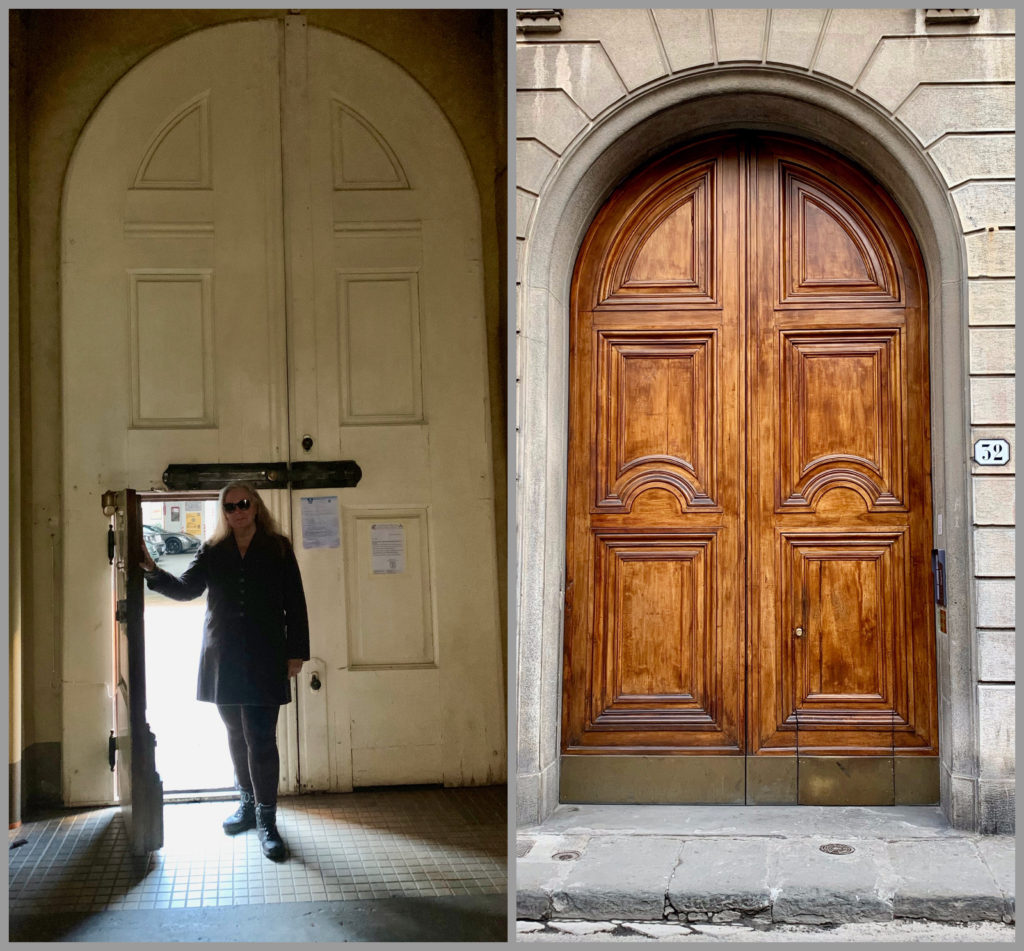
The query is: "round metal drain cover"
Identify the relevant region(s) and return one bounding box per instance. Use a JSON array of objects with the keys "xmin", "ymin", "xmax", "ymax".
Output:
[
  {"xmin": 820, "ymin": 843, "xmax": 855, "ymax": 855},
  {"xmin": 552, "ymin": 850, "xmax": 581, "ymax": 861}
]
